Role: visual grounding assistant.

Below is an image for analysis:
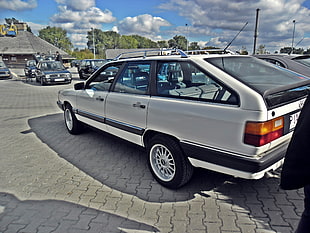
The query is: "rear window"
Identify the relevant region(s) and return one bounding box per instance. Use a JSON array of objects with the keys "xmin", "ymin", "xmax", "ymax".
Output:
[
  {"xmin": 206, "ymin": 56, "xmax": 310, "ymax": 108},
  {"xmin": 206, "ymin": 56, "xmax": 309, "ymax": 94}
]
